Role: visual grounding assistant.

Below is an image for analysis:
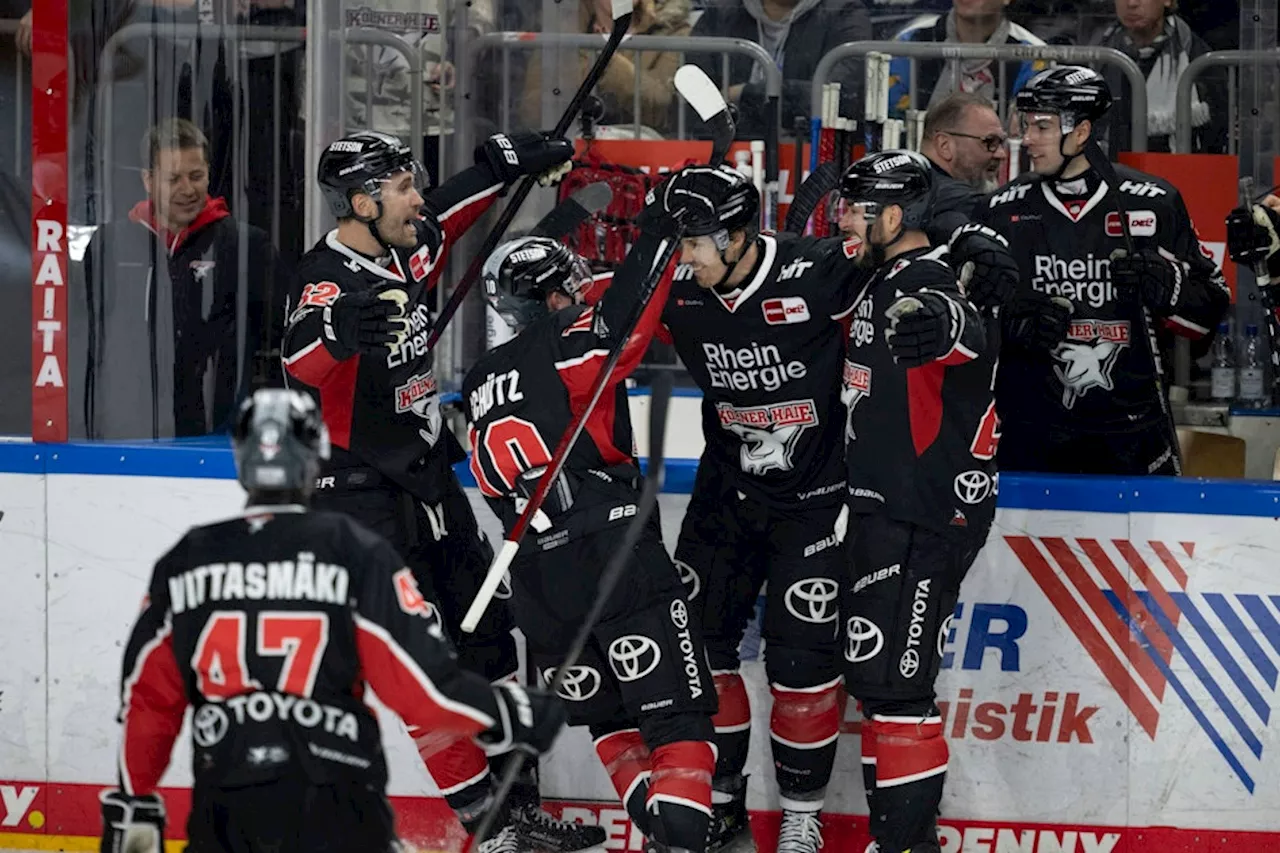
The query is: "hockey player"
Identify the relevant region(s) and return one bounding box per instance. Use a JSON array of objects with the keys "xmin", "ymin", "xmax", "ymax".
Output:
[
  {"xmin": 838, "ymin": 150, "xmax": 998, "ymax": 853},
  {"xmin": 282, "ymin": 130, "xmax": 605, "ymax": 852},
  {"xmin": 100, "ymin": 388, "xmax": 566, "ymax": 853},
  {"xmin": 654, "ymin": 166, "xmax": 863, "ymax": 853},
  {"xmin": 463, "ymin": 223, "xmax": 717, "ymax": 853},
  {"xmin": 978, "ymin": 66, "xmax": 1229, "ymax": 476}
]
